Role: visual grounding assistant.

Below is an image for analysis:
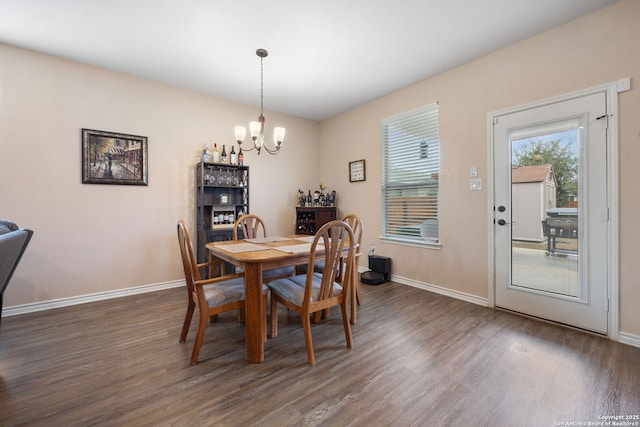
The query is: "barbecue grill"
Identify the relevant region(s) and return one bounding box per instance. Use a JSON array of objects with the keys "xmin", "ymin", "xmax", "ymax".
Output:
[{"xmin": 541, "ymin": 208, "xmax": 578, "ymax": 256}]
